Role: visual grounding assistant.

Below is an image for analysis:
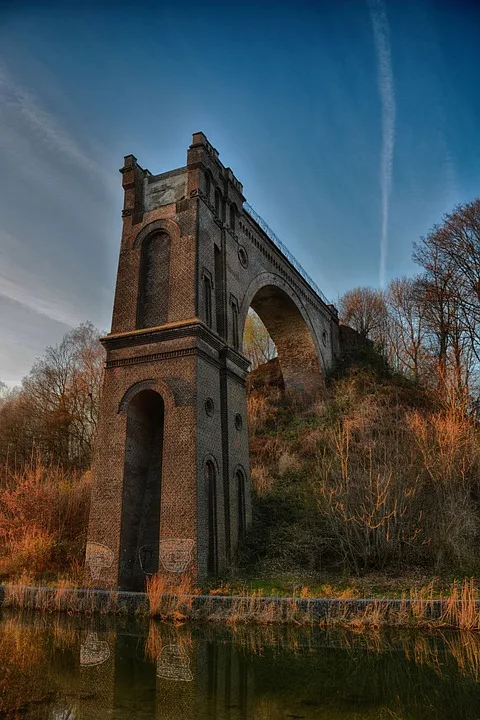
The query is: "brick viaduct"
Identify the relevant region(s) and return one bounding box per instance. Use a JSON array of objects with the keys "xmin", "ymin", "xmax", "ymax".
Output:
[{"xmin": 86, "ymin": 132, "xmax": 340, "ymax": 590}]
